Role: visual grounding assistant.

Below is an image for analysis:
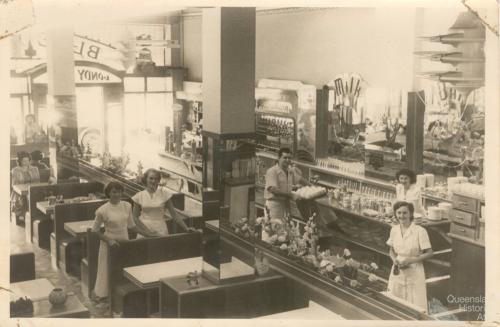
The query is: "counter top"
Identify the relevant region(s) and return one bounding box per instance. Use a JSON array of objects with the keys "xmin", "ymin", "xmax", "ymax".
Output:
[
  {"xmin": 314, "ymin": 196, "xmax": 450, "ymax": 228},
  {"xmin": 448, "ymin": 233, "xmax": 485, "ymax": 248}
]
